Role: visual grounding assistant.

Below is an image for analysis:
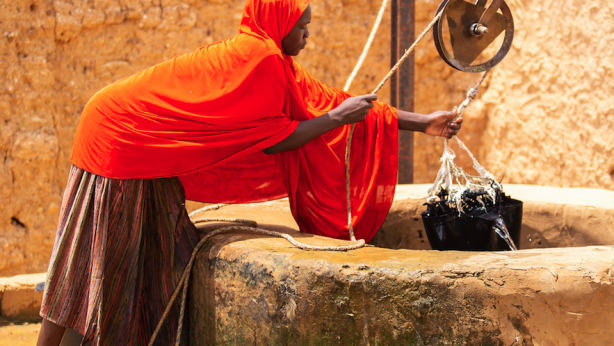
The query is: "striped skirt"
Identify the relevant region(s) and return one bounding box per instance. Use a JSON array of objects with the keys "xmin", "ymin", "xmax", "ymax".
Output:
[{"xmin": 40, "ymin": 165, "xmax": 199, "ymax": 345}]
